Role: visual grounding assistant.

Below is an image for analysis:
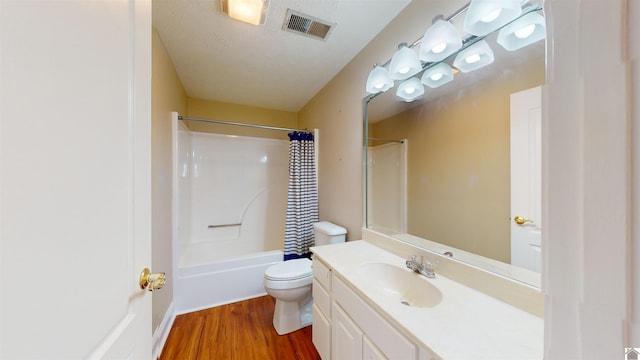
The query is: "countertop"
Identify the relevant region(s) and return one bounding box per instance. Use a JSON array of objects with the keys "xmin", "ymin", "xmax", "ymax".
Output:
[{"xmin": 311, "ymin": 240, "xmax": 543, "ymax": 360}]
